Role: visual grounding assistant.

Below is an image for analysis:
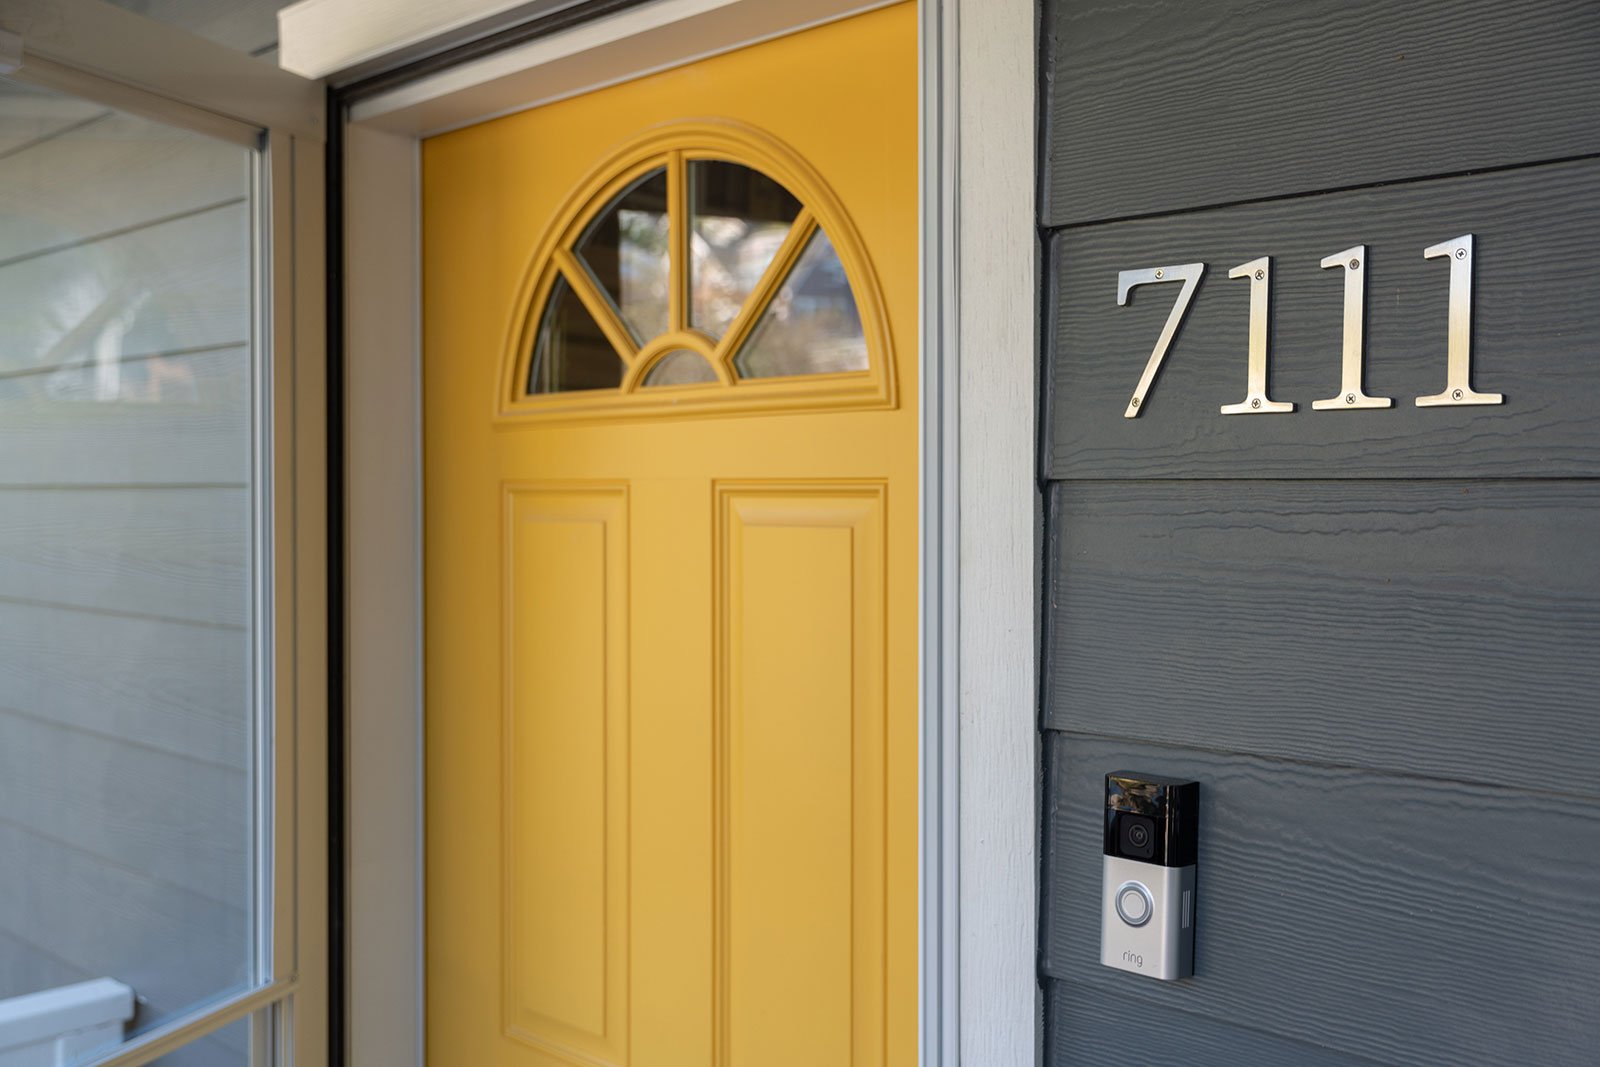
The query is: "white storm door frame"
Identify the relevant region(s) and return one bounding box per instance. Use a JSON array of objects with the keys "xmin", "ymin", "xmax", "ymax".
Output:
[
  {"xmin": 0, "ymin": 1, "xmax": 329, "ymax": 1065},
  {"xmin": 320, "ymin": 0, "xmax": 1037, "ymax": 1064}
]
